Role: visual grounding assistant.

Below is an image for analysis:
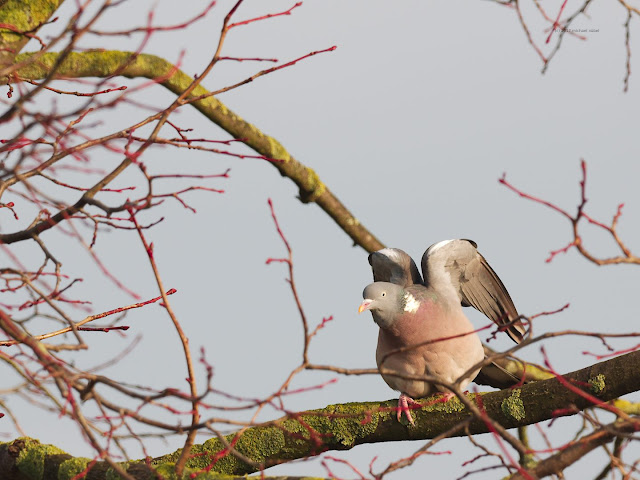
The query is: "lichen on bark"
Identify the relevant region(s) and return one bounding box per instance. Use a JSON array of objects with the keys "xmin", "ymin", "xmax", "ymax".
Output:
[
  {"xmin": 501, "ymin": 389, "xmax": 526, "ymax": 421},
  {"xmin": 0, "ymin": 0, "xmax": 66, "ymax": 66}
]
